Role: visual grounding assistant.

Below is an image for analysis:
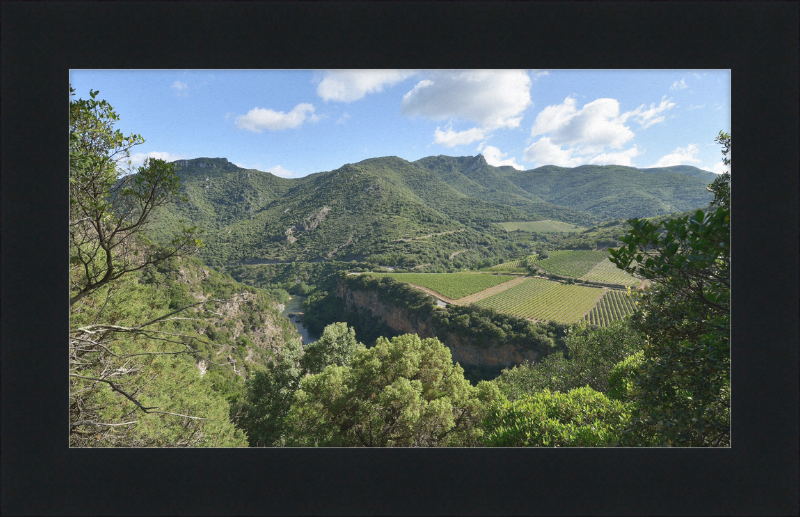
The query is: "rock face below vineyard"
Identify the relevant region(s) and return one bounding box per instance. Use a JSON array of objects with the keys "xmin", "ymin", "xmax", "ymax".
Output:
[
  {"xmin": 438, "ymin": 335, "xmax": 540, "ymax": 368},
  {"xmin": 336, "ymin": 280, "xmax": 541, "ymax": 369},
  {"xmin": 336, "ymin": 282, "xmax": 435, "ymax": 338}
]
